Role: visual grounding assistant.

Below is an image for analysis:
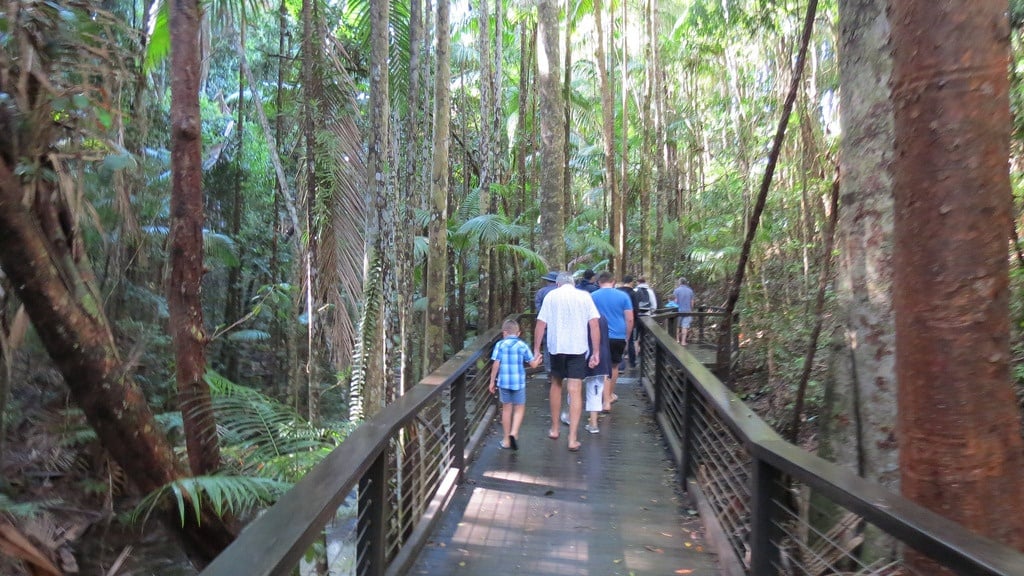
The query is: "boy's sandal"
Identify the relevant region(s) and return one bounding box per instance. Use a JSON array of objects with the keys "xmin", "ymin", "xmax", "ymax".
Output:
[{"xmin": 568, "ymin": 442, "xmax": 581, "ymax": 452}]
